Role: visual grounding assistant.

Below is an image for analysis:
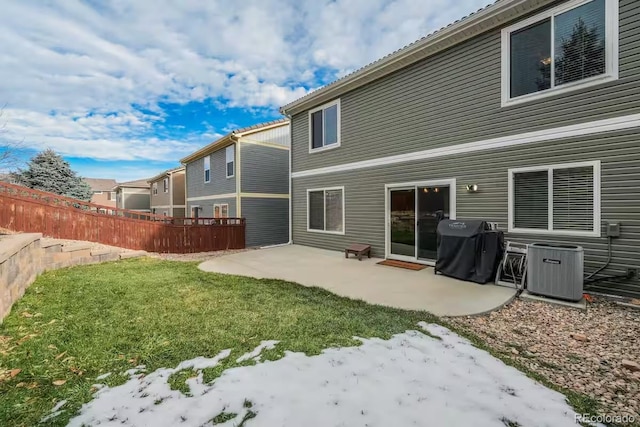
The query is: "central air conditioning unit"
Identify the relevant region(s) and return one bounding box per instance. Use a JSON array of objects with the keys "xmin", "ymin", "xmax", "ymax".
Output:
[{"xmin": 527, "ymin": 243, "xmax": 584, "ymax": 301}]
